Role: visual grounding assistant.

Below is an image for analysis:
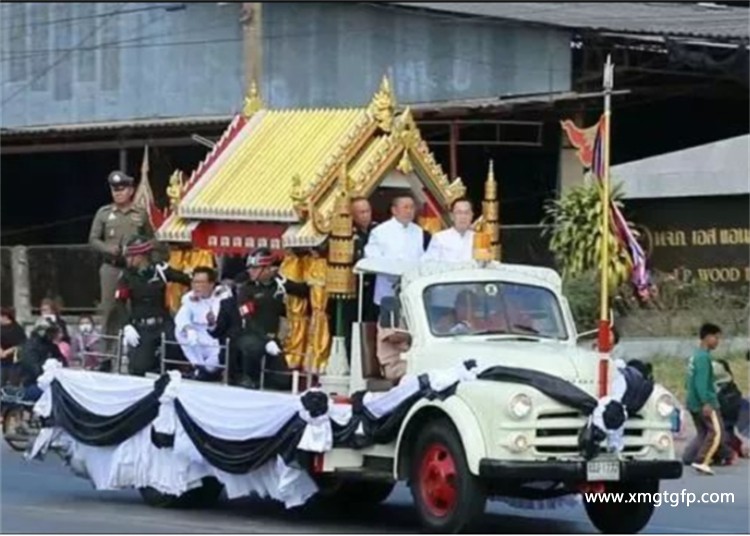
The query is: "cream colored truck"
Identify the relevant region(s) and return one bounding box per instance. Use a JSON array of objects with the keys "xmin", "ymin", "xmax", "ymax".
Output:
[{"xmin": 314, "ymin": 259, "xmax": 683, "ymax": 533}]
